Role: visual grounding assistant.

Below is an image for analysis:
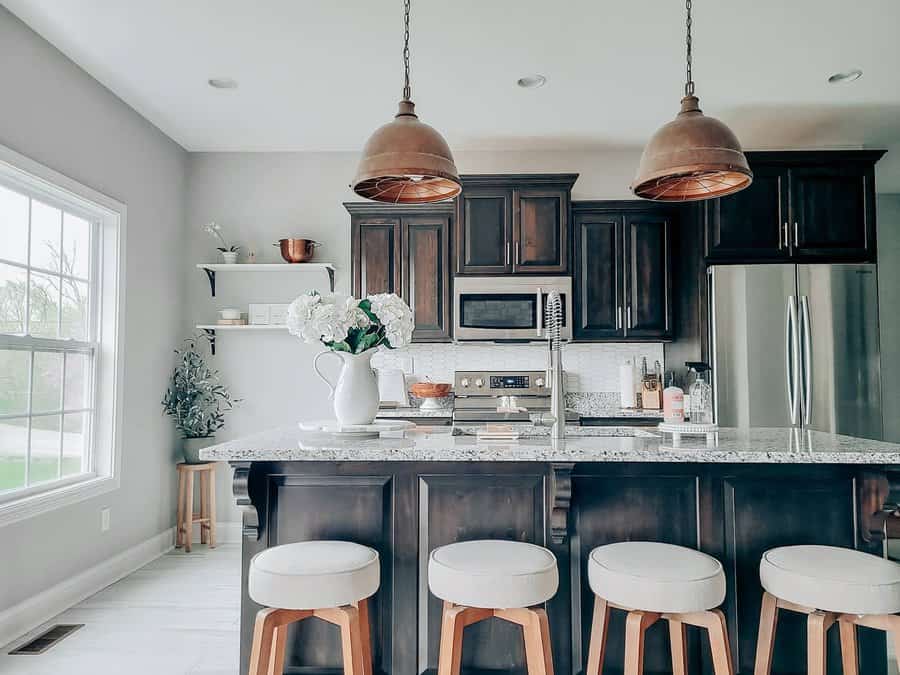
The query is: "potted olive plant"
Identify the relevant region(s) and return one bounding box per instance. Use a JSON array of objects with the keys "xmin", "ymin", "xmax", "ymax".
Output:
[{"xmin": 162, "ymin": 334, "xmax": 238, "ymax": 463}]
